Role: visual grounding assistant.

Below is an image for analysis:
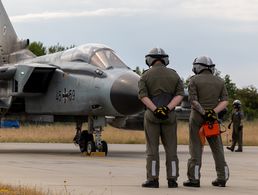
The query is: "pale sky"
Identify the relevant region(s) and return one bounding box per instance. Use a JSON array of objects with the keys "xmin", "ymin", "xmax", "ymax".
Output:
[{"xmin": 2, "ymin": 0, "xmax": 258, "ymax": 88}]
